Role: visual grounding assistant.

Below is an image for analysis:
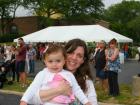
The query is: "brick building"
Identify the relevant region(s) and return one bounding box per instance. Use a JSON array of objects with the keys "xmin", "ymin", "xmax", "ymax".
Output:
[
  {"xmin": 0, "ymin": 16, "xmax": 109, "ymax": 35},
  {"xmin": 0, "ymin": 16, "xmax": 39, "ymax": 35}
]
